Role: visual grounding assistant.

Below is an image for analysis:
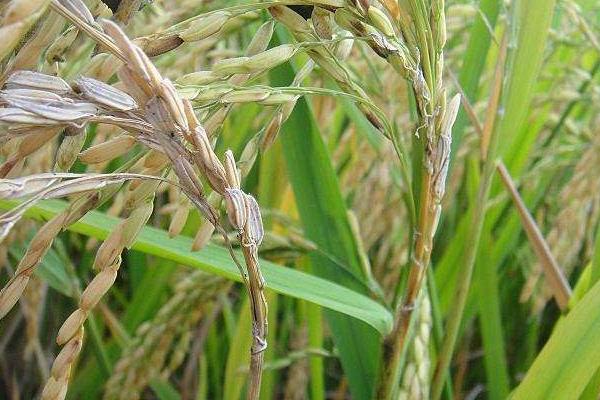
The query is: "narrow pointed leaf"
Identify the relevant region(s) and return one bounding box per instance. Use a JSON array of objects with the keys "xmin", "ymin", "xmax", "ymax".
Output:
[{"xmin": 0, "ymin": 198, "xmax": 393, "ymax": 335}]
